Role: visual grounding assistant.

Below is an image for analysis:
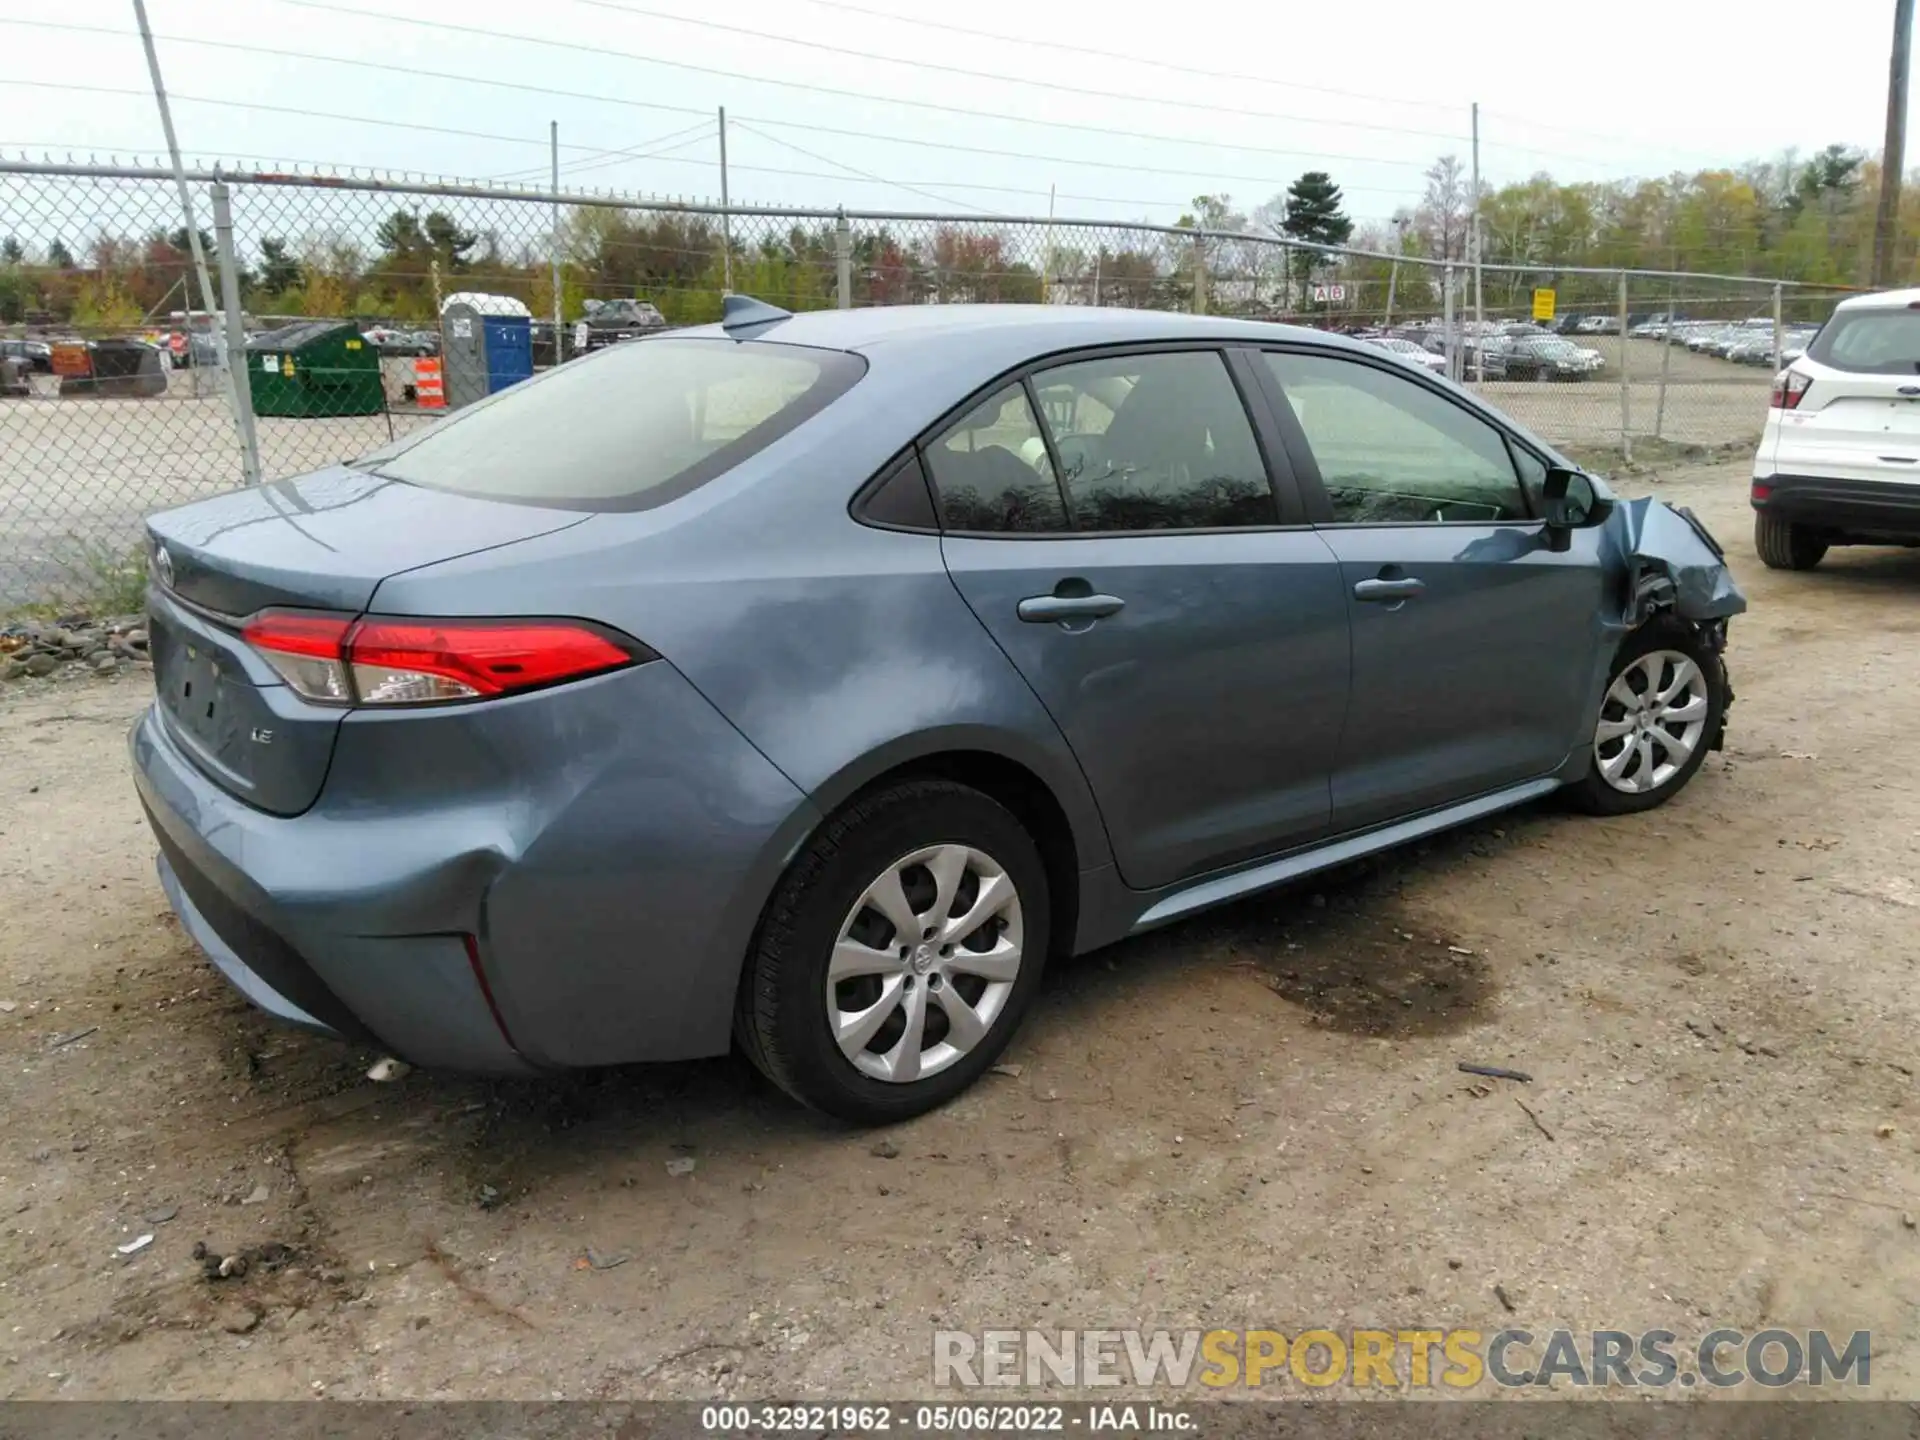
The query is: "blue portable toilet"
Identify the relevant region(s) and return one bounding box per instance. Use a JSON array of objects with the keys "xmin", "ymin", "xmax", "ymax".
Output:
[{"xmin": 439, "ymin": 292, "xmax": 533, "ymax": 409}]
